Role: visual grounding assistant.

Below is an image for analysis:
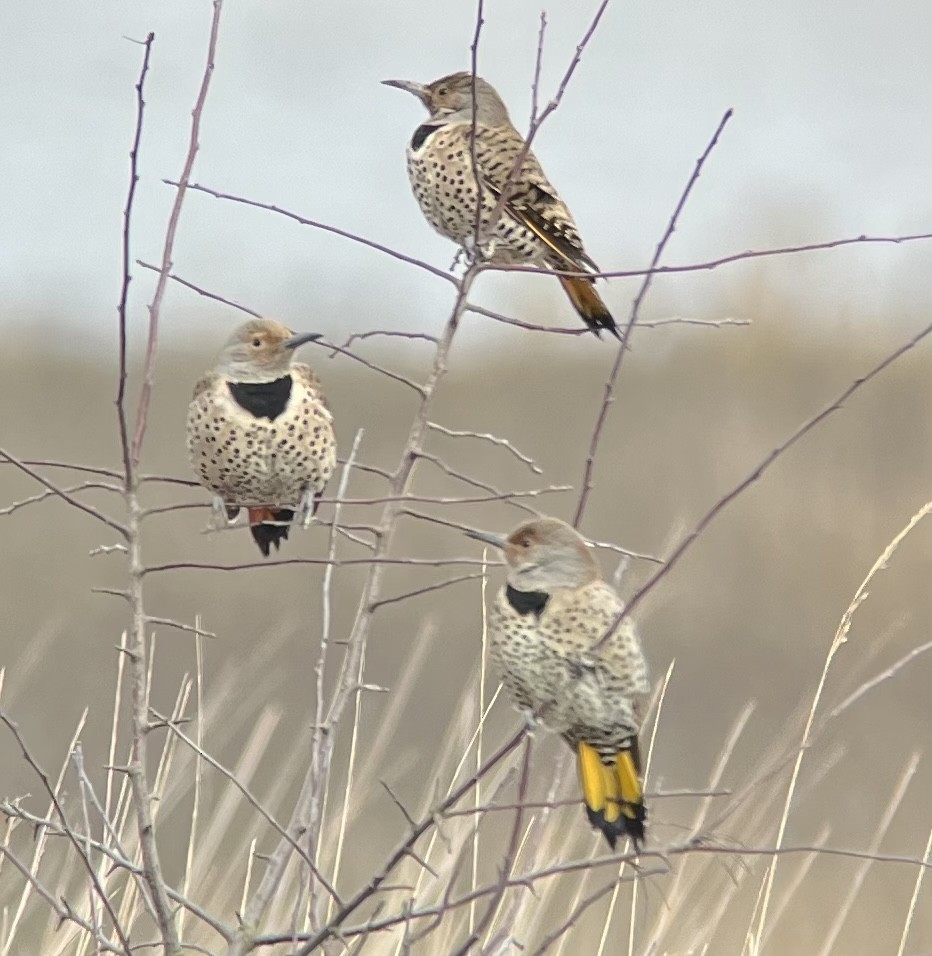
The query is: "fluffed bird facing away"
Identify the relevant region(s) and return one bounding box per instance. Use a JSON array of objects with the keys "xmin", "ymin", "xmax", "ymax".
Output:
[
  {"xmin": 383, "ymin": 72, "xmax": 619, "ymax": 339},
  {"xmin": 187, "ymin": 319, "xmax": 337, "ymax": 556},
  {"xmin": 465, "ymin": 517, "xmax": 650, "ymax": 847}
]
